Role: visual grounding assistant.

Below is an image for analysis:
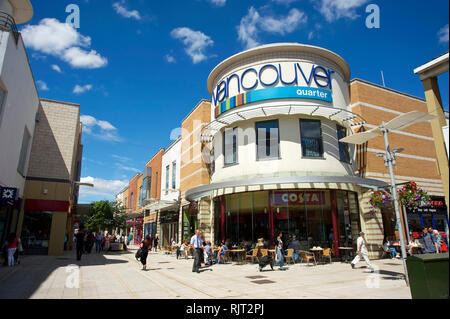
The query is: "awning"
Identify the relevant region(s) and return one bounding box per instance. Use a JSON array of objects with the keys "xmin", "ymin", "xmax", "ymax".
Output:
[
  {"xmin": 145, "ymin": 199, "xmax": 179, "ymax": 212},
  {"xmin": 200, "ymin": 103, "xmax": 366, "ymax": 142},
  {"xmin": 185, "ymin": 175, "xmax": 388, "ymax": 201},
  {"xmin": 127, "ymin": 212, "xmax": 143, "ymax": 219}
]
